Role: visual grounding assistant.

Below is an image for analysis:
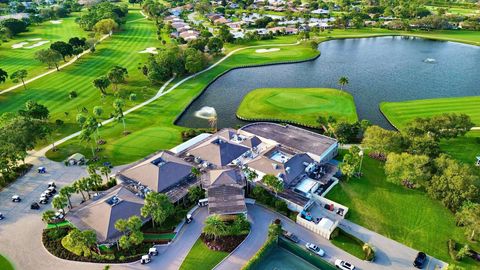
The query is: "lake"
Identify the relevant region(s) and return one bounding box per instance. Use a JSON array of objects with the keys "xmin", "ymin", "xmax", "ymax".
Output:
[{"xmin": 176, "ymin": 36, "xmax": 480, "ymax": 129}]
